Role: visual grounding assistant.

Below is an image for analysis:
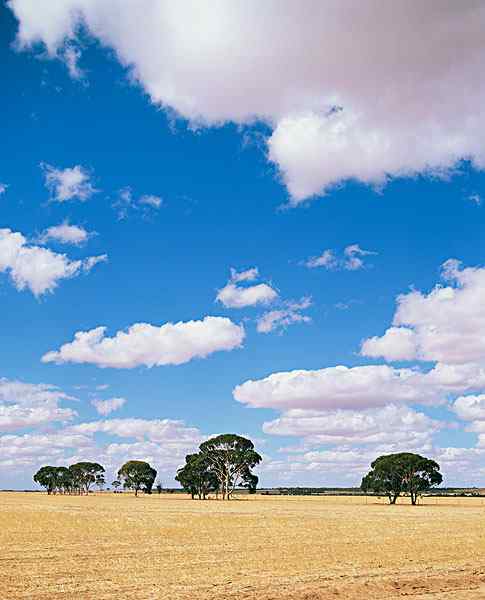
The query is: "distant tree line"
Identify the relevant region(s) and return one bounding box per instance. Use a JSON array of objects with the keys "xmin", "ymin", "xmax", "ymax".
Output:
[
  {"xmin": 33, "ymin": 442, "xmax": 443, "ymax": 505},
  {"xmin": 33, "ymin": 434, "xmax": 262, "ymax": 501},
  {"xmin": 33, "ymin": 460, "xmax": 157, "ymax": 496}
]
